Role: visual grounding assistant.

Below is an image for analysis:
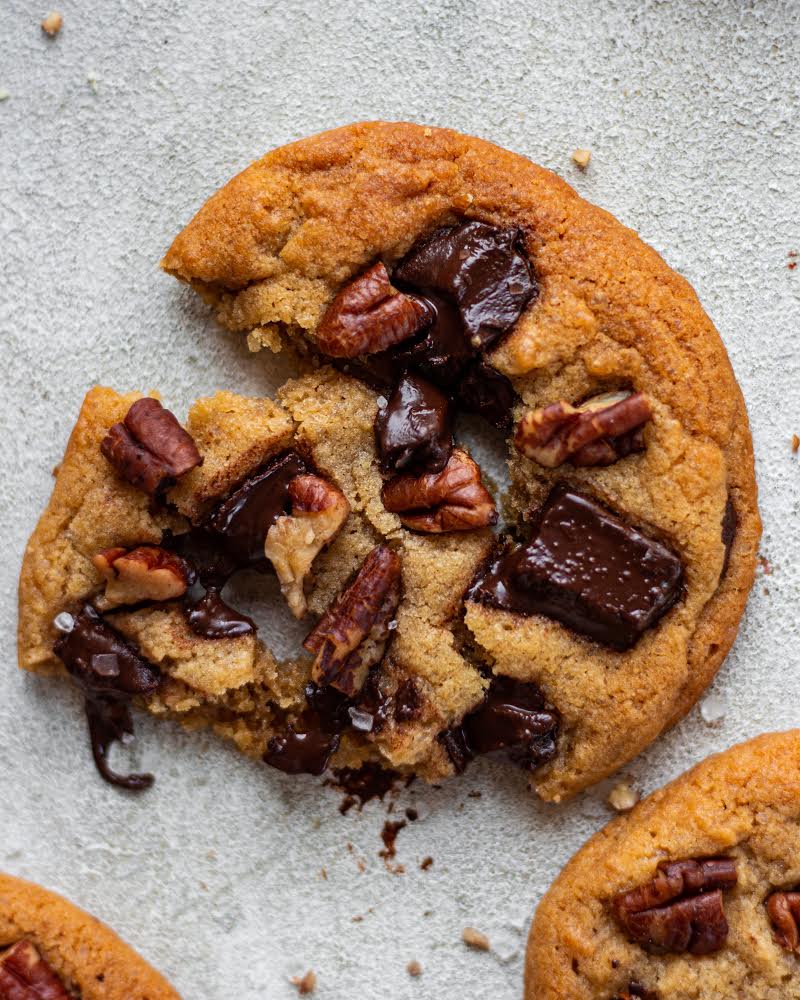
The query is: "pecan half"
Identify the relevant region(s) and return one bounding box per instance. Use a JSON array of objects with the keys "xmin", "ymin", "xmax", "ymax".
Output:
[
  {"xmin": 381, "ymin": 448, "xmax": 497, "ymax": 532},
  {"xmin": 303, "ymin": 545, "xmax": 402, "ymax": 696},
  {"xmin": 316, "ymin": 262, "xmax": 432, "ymax": 358},
  {"xmin": 101, "ymin": 397, "xmax": 202, "ymax": 495},
  {"xmin": 766, "ymin": 889, "xmax": 800, "ymax": 952},
  {"xmin": 93, "ymin": 545, "xmax": 193, "ymax": 608},
  {"xmin": 0, "ymin": 940, "xmax": 69, "ymax": 999},
  {"xmin": 264, "ymin": 474, "xmax": 351, "ymax": 618},
  {"xmin": 514, "ymin": 391, "xmax": 652, "ymax": 469},
  {"xmin": 612, "ymin": 857, "xmax": 737, "ymax": 955}
]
